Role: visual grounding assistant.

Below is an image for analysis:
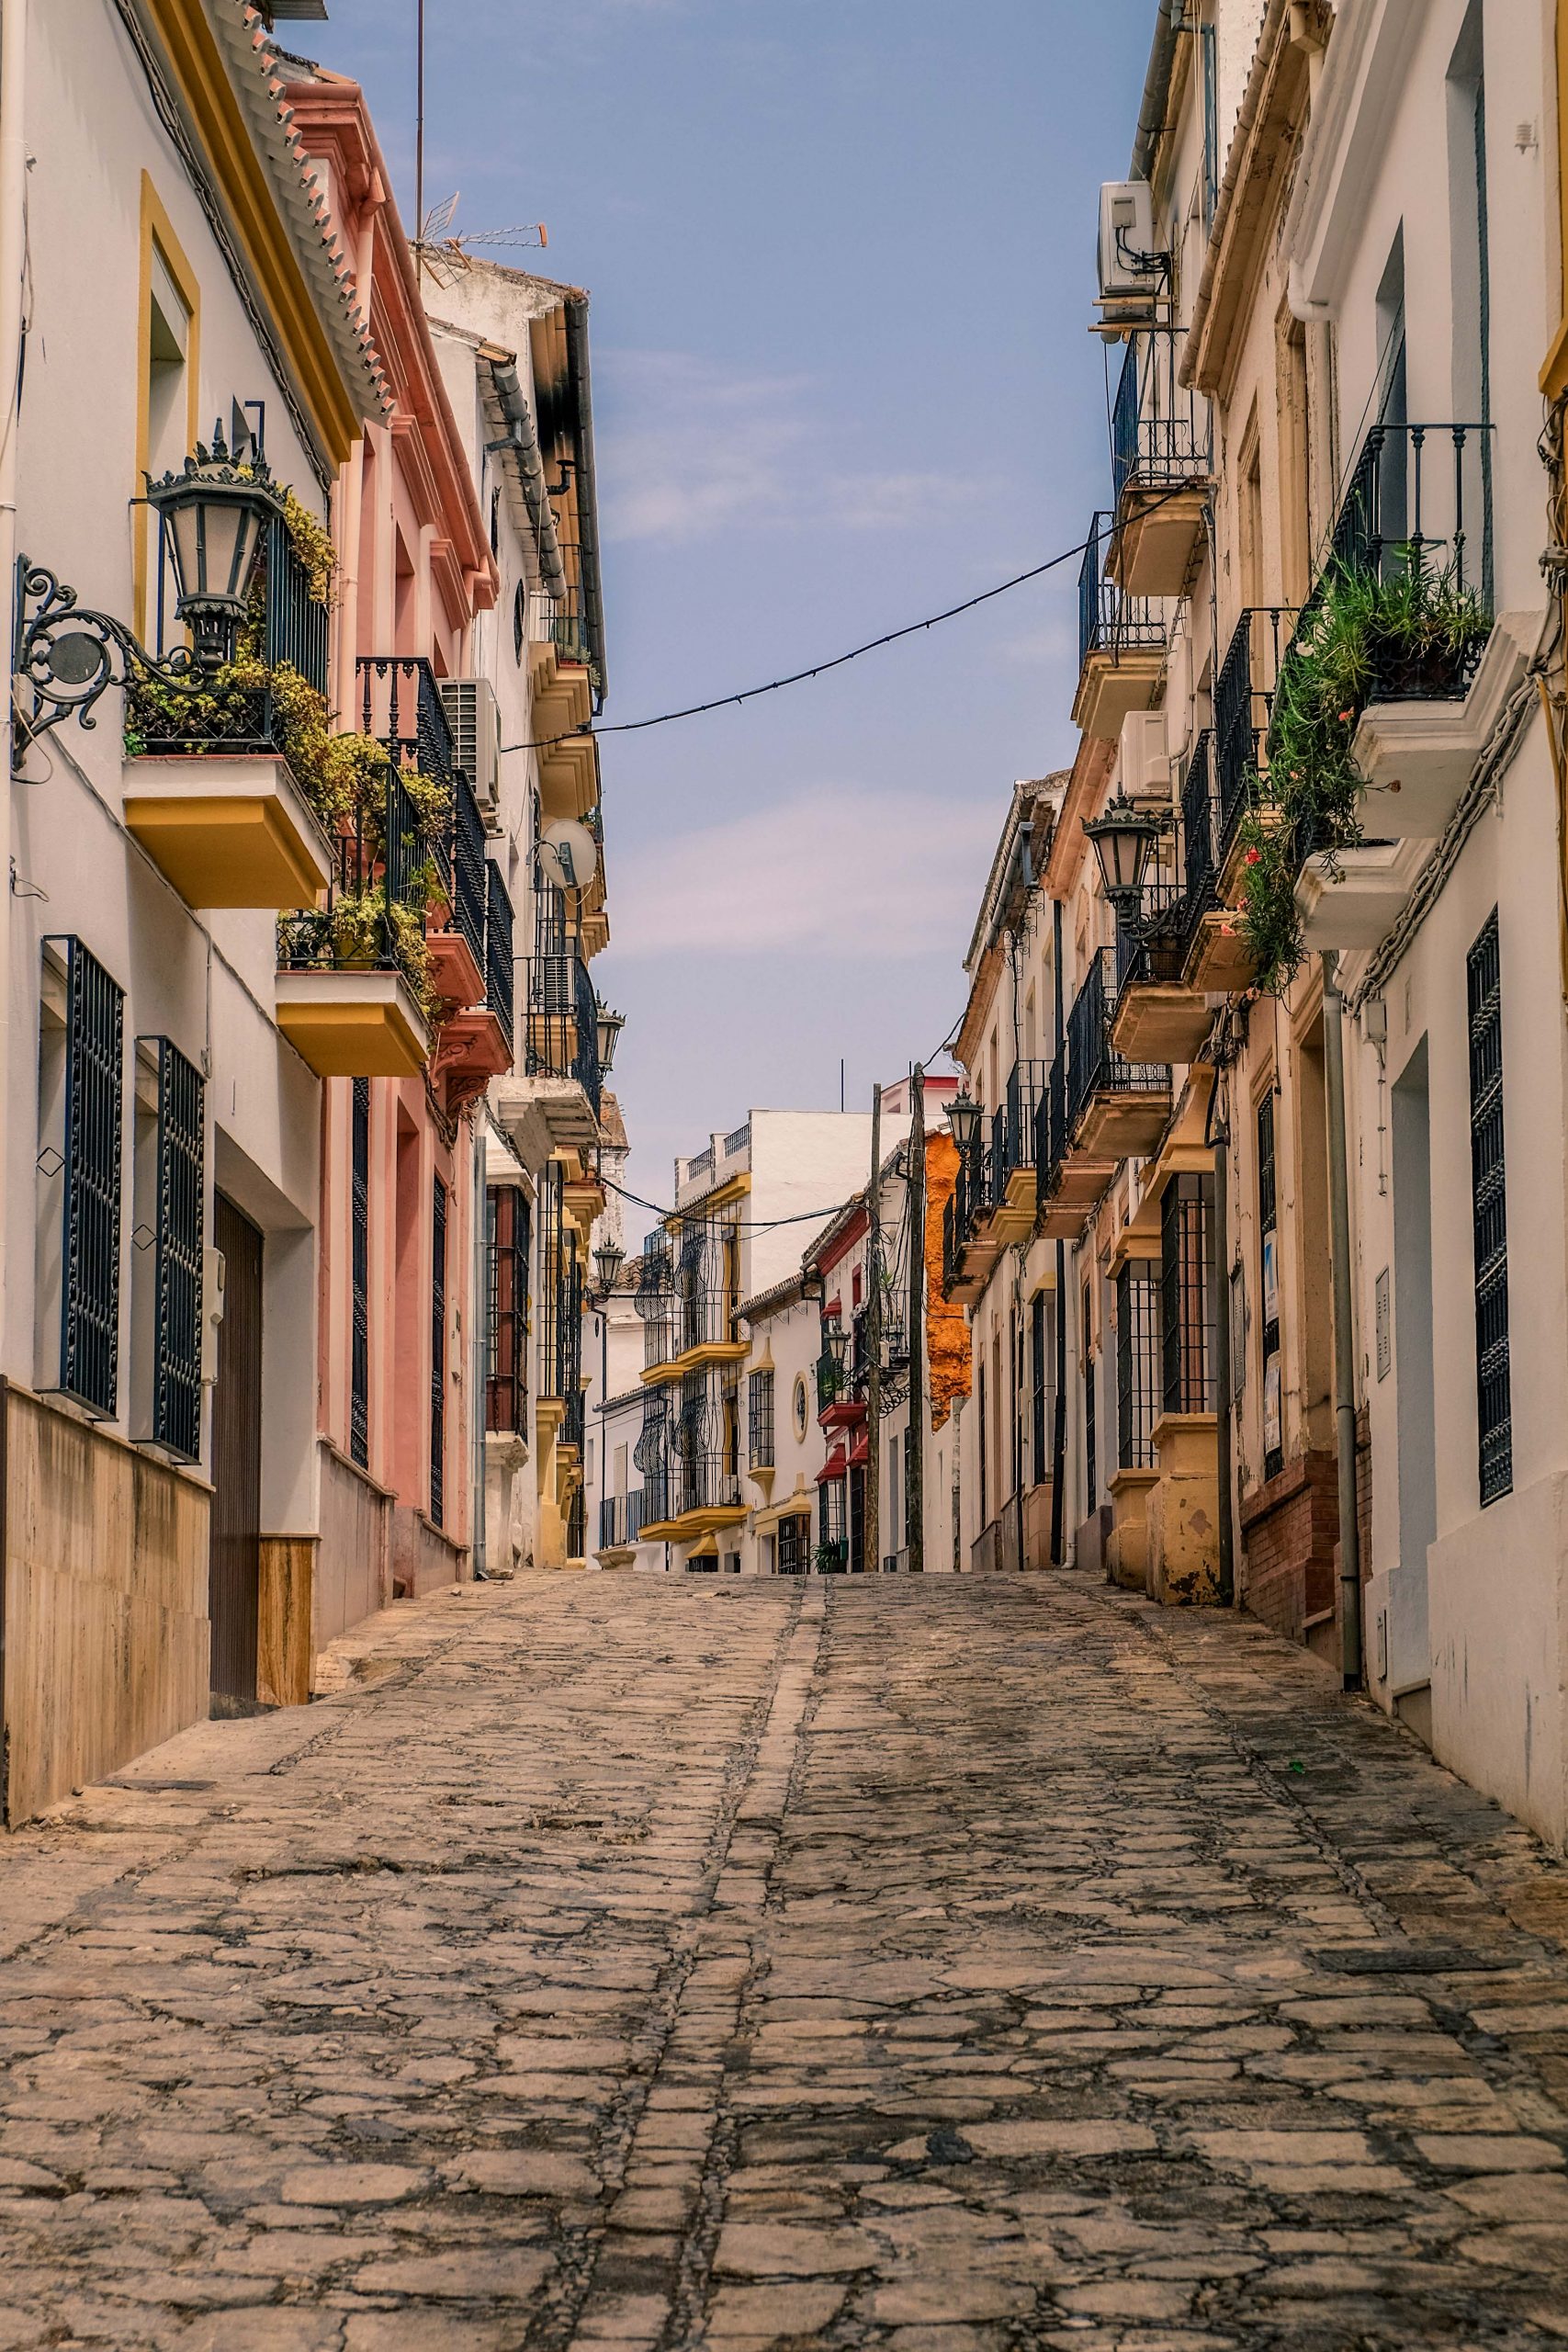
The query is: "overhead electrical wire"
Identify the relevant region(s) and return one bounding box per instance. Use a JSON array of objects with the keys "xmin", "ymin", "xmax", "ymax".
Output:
[{"xmin": 499, "ymin": 492, "xmax": 1190, "ymax": 757}]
